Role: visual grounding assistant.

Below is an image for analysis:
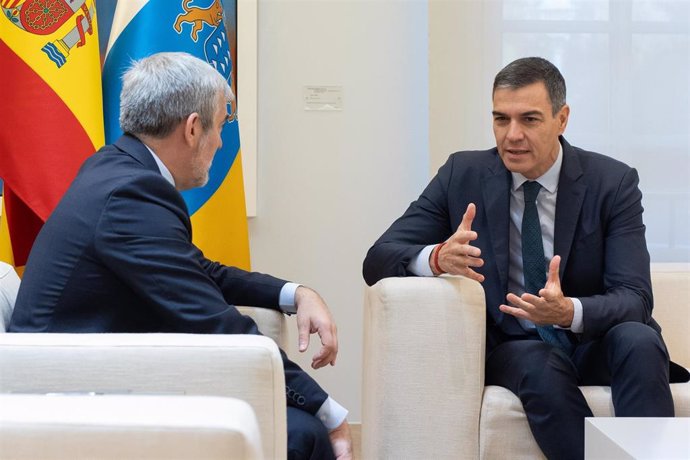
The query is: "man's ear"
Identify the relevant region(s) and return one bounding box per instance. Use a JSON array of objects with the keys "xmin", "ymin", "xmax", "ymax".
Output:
[
  {"xmin": 557, "ymin": 104, "xmax": 570, "ymax": 134},
  {"xmin": 183, "ymin": 112, "xmax": 201, "ymax": 146}
]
